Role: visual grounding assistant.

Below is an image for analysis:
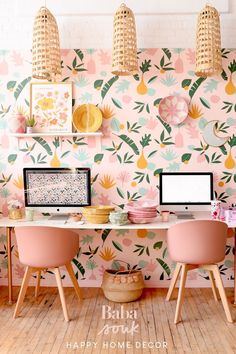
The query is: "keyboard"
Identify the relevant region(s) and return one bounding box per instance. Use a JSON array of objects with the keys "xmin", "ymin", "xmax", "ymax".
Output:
[
  {"xmin": 177, "ymin": 215, "xmax": 195, "ymax": 219},
  {"xmin": 49, "ymin": 215, "xmax": 69, "ymax": 221}
]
